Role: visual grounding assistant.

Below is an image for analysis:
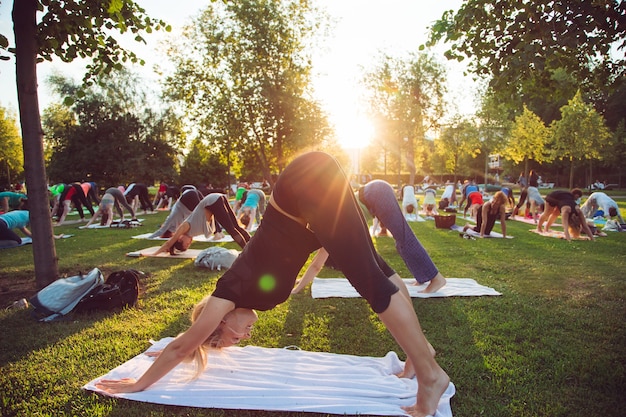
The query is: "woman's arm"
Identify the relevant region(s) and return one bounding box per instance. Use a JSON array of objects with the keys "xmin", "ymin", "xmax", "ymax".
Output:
[
  {"xmin": 19, "ymin": 226, "xmax": 32, "ymax": 237},
  {"xmin": 577, "ymin": 208, "xmax": 595, "ymax": 240},
  {"xmin": 499, "ymin": 205, "xmax": 507, "ymax": 238},
  {"xmin": 292, "ymin": 248, "xmax": 329, "ymax": 294},
  {"xmin": 153, "ymin": 221, "xmax": 191, "ymax": 255},
  {"xmin": 96, "ymin": 296, "xmax": 235, "ymax": 393},
  {"xmin": 246, "ymin": 208, "xmax": 257, "ymax": 232},
  {"xmin": 479, "ymin": 204, "xmax": 489, "ymax": 237}
]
